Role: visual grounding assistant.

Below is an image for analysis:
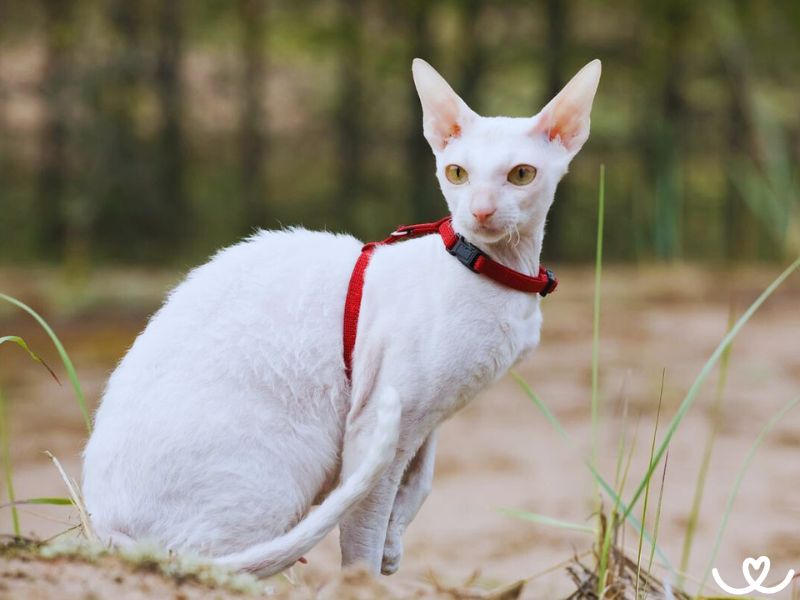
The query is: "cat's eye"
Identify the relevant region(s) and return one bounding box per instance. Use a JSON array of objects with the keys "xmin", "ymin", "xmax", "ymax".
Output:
[
  {"xmin": 507, "ymin": 164, "xmax": 537, "ymax": 186},
  {"xmin": 445, "ymin": 164, "xmax": 469, "ymax": 185}
]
